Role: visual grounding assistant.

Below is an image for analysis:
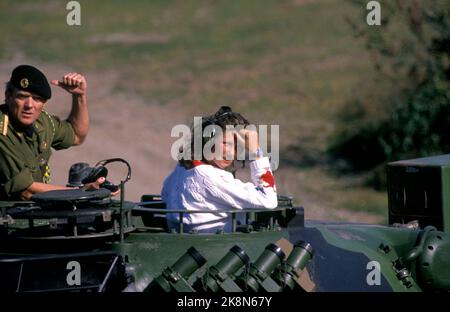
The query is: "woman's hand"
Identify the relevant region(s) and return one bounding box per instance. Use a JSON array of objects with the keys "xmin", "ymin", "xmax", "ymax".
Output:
[{"xmin": 235, "ymin": 128, "xmax": 260, "ymax": 159}]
